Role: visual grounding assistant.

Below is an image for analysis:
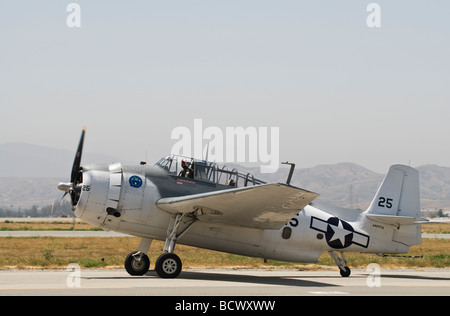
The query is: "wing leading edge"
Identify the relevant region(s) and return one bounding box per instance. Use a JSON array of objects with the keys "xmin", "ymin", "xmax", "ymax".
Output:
[{"xmin": 156, "ymin": 183, "xmax": 319, "ymax": 230}]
